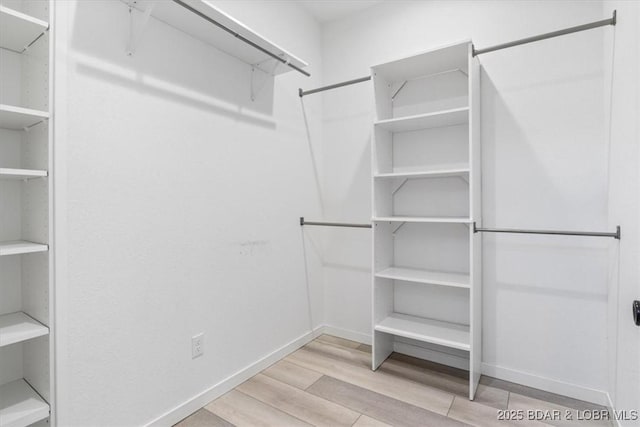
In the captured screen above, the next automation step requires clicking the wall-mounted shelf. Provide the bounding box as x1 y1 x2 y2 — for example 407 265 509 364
0 168 47 180
375 313 470 351
0 105 49 130
375 267 470 289
0 241 48 256
125 0 309 76
0 6 48 53
373 216 472 223
0 379 50 427
0 312 49 347
374 164 469 180
374 107 468 132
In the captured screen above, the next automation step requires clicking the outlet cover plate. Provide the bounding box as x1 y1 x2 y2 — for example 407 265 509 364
192 333 204 359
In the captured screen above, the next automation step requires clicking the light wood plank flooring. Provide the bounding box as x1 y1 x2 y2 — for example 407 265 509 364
175 335 612 427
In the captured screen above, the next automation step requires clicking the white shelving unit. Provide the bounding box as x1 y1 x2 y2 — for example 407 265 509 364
371 40 482 399
0 1 53 426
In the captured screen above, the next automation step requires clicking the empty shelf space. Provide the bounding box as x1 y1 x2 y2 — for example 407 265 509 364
373 216 471 223
0 6 48 52
0 104 49 130
0 312 48 347
0 168 47 180
0 241 48 256
0 379 49 427
374 107 468 132
375 313 470 351
376 267 470 288
374 165 469 180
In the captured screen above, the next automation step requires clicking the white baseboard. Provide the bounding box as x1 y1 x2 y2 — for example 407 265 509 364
145 326 323 426
321 325 371 345
481 363 609 406
146 324 611 426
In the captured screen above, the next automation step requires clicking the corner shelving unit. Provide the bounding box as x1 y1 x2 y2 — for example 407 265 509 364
371 40 482 399
0 1 53 426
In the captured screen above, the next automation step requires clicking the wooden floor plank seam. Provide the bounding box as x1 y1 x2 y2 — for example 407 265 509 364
232 388 317 426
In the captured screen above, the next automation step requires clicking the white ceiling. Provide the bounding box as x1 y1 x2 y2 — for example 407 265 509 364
300 0 383 23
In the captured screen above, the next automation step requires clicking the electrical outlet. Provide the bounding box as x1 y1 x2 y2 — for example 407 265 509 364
192 333 204 359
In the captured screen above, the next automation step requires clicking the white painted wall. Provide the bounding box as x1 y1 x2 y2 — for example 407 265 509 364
318 0 616 402
53 1 324 425
603 1 640 422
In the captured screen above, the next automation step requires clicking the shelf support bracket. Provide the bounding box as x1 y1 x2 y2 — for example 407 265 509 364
23 119 47 133
390 81 408 101
457 175 469 185
392 178 409 195
250 58 282 101
392 222 407 235
127 1 157 56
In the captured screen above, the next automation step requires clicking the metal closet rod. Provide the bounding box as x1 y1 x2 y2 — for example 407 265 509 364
474 223 621 240
172 0 310 77
299 217 620 239
298 10 616 97
300 217 372 229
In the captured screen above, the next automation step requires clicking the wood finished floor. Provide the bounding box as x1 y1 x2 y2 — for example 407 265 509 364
175 335 612 427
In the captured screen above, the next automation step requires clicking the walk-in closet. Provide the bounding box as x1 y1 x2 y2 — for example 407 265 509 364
0 1 638 426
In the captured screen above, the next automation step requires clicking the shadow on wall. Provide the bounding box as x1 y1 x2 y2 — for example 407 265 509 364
480 59 611 380
69 0 277 129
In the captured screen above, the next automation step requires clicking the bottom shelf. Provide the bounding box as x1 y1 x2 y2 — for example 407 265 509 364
0 379 49 427
375 313 470 351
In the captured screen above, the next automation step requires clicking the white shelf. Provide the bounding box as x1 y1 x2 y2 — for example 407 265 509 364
375 313 470 351
0 241 48 257
373 216 471 224
0 379 49 427
376 267 470 289
0 6 48 53
0 168 47 180
374 164 469 180
372 41 470 82
126 0 308 76
0 105 49 131
0 312 48 347
374 107 468 133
